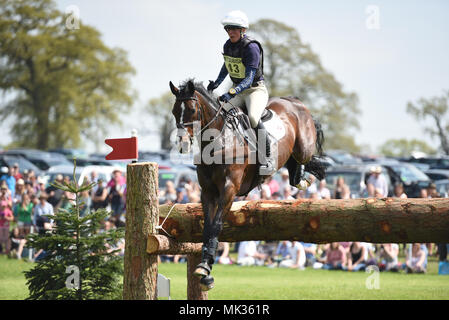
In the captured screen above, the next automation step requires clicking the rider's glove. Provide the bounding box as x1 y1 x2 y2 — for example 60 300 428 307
207 80 219 91
219 92 234 103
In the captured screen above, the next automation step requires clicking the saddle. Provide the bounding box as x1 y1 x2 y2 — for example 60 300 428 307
224 106 273 148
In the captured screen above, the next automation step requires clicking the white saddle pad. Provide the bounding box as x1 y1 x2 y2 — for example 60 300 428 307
264 110 286 142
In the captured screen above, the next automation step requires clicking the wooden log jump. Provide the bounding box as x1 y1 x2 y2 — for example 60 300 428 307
124 162 449 300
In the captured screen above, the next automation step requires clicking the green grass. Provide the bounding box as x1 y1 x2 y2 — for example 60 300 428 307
1 254 448 300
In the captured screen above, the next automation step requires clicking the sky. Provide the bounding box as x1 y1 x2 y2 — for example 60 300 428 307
3 0 449 155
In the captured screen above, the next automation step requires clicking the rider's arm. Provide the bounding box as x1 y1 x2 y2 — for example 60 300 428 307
214 63 228 87
233 67 257 94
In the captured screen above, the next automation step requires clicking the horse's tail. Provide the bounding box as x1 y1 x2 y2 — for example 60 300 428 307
304 117 326 181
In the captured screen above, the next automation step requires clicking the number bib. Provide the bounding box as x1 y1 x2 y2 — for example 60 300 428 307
223 55 246 79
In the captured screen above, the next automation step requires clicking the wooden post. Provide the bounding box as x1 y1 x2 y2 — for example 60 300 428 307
123 162 159 300
187 254 208 300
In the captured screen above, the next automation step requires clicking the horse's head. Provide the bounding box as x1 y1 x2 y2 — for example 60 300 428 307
169 80 201 154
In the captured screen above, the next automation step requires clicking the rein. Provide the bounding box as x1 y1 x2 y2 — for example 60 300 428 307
176 94 227 138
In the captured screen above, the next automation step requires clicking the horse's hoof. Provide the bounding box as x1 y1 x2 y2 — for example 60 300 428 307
194 267 209 278
199 275 214 291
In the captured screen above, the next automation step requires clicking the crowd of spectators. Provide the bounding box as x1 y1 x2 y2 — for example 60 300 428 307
1 161 447 275
0 163 126 259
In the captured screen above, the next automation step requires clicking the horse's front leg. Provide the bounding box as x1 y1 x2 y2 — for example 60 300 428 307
195 178 236 291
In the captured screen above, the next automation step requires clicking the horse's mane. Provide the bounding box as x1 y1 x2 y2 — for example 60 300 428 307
179 79 220 110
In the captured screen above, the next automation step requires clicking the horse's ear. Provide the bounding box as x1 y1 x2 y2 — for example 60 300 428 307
187 80 195 95
169 81 179 96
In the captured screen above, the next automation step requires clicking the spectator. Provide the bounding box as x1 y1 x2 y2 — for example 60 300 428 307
274 240 293 265
0 190 14 254
393 183 407 199
301 242 318 267
184 183 200 203
305 175 317 198
107 170 126 219
175 188 188 204
367 166 388 197
427 182 441 198
271 192 281 200
279 241 306 269
237 241 267 266
160 181 177 204
278 168 291 196
323 242 347 270
92 178 108 210
317 179 331 199
12 163 23 181
79 190 91 217
419 188 428 199
0 167 16 198
13 179 26 205
13 193 33 233
346 242 366 271
260 183 271 200
9 227 26 259
216 242 233 265
33 193 54 234
334 176 350 199
282 185 295 200
266 176 279 195
46 174 65 210
405 243 427 273
377 243 399 272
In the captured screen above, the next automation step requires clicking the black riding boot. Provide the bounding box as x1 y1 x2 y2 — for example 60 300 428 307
256 121 275 175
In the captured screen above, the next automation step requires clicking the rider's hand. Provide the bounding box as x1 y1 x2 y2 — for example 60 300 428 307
219 93 233 103
207 80 219 91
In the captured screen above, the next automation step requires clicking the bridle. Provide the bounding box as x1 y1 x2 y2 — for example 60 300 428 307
175 93 226 140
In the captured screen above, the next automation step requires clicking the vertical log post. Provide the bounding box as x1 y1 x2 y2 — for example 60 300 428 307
123 162 159 300
187 254 208 300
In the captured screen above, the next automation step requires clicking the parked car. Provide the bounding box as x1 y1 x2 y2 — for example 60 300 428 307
0 154 43 176
158 165 198 190
44 165 124 187
48 148 89 160
379 162 431 198
324 150 363 165
4 148 72 171
404 156 449 170
325 164 392 198
434 179 449 198
424 169 449 182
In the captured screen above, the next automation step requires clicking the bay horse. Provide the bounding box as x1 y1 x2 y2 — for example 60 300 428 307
169 79 325 291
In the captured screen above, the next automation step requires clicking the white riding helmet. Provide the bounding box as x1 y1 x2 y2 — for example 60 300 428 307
221 10 249 29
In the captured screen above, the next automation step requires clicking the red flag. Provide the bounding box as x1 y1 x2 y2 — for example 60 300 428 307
105 137 138 160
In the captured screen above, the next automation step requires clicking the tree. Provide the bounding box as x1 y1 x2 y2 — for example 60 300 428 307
249 19 361 152
145 91 175 151
24 163 124 300
0 0 135 150
406 91 449 155
378 138 436 157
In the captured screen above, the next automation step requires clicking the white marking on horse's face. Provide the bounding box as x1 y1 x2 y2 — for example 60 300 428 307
180 102 185 125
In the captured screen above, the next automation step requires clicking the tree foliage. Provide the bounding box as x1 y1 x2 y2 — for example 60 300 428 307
407 91 449 155
0 0 135 149
145 91 175 151
24 163 124 300
378 138 436 157
249 19 361 152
